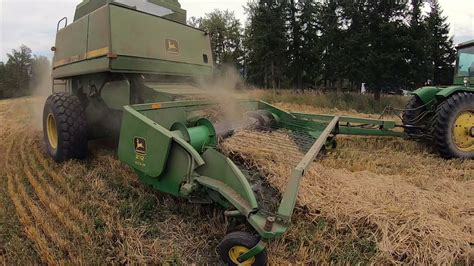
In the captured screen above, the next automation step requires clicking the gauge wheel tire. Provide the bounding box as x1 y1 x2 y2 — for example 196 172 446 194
432 92 473 159
402 95 427 136
218 231 267 266
43 92 88 162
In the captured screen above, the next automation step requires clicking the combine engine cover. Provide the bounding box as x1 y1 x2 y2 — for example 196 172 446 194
74 0 186 23
52 0 213 80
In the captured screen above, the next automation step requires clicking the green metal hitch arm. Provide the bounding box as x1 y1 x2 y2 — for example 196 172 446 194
277 116 340 221
291 112 405 137
236 117 340 262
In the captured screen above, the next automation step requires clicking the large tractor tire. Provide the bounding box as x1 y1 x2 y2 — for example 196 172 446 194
402 95 427 136
43 92 88 162
432 92 473 159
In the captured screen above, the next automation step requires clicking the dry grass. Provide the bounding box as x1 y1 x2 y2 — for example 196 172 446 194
0 97 228 264
0 96 472 264
6 174 58 265
221 103 474 264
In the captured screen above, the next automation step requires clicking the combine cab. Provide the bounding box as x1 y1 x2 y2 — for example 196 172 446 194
403 40 474 159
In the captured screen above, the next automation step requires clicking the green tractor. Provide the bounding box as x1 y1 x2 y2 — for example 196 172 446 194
403 40 474 159
42 0 472 264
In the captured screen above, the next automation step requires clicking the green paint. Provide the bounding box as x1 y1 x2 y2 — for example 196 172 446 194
412 86 441 104
53 3 213 79
411 40 474 106
237 240 267 262
51 1 466 257
75 0 187 24
116 100 406 242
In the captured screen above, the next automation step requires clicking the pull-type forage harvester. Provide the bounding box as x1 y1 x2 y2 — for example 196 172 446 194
43 0 473 264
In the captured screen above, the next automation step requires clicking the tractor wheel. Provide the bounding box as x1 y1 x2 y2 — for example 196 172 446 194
432 92 473 159
402 95 426 135
218 231 267 266
43 92 88 162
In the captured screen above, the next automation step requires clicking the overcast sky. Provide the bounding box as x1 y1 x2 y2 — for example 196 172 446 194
0 0 472 62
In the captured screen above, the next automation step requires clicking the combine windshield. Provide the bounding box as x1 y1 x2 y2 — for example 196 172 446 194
114 0 174 17
456 46 474 77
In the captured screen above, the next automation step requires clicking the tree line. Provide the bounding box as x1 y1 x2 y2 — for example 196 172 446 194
0 0 456 101
0 45 51 99
190 0 456 99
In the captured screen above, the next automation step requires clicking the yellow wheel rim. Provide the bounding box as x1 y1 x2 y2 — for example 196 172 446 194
47 113 58 150
228 246 255 265
452 110 473 152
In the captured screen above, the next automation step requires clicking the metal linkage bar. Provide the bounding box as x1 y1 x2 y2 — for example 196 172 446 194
290 112 404 137
277 116 340 221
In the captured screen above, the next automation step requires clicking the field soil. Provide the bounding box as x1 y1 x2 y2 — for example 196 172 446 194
0 96 473 264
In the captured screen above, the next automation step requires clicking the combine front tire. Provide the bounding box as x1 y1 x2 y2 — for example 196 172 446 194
432 92 473 159
218 231 267 266
43 92 88 162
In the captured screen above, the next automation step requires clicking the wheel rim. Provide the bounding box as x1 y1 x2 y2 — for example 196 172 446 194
228 246 255 265
452 110 473 152
46 113 58 150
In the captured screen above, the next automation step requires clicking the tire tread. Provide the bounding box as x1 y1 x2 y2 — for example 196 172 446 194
43 92 87 162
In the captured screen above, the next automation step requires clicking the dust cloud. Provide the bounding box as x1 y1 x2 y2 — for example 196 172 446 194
29 62 52 130
197 65 250 134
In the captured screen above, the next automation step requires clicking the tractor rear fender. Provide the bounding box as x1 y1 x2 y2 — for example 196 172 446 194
412 86 474 104
411 86 442 104
434 86 474 99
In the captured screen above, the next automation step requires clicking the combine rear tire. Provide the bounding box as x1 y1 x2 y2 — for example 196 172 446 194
432 92 473 159
43 92 88 162
402 95 427 135
218 231 267 266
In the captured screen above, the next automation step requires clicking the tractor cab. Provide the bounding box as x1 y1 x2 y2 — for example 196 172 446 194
454 40 474 86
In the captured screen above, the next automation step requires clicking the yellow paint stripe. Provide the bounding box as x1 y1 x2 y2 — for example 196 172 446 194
151 103 162 109
53 47 110 68
86 47 110 59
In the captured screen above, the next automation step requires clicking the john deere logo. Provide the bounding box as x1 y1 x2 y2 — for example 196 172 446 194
165 39 179 54
134 137 147 155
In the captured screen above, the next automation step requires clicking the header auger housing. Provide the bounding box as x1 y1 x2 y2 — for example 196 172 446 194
43 1 472 264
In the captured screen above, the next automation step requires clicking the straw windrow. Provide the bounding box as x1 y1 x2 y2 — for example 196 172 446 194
0 96 472 264
221 104 474 265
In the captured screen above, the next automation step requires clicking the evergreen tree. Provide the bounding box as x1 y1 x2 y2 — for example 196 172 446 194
244 0 288 89
425 0 456 85
346 0 408 100
340 0 369 90
287 0 304 90
406 0 431 88
319 0 345 89
299 0 323 88
192 0 456 93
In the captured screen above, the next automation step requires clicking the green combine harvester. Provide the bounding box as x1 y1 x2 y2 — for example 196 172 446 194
43 0 473 264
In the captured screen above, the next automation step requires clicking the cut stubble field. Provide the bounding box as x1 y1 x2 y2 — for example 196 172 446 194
0 96 472 265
